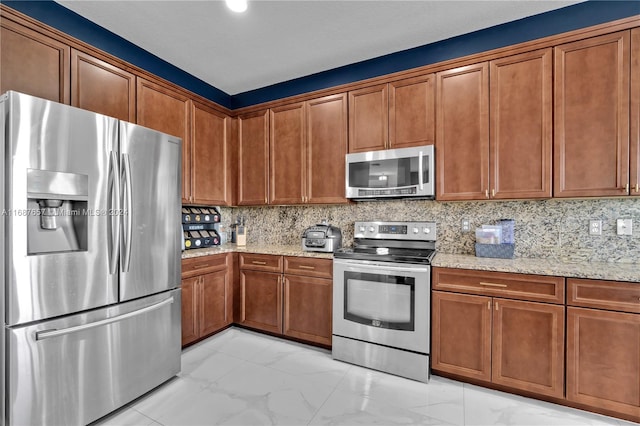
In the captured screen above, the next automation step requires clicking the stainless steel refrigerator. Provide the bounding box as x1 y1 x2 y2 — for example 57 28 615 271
1 91 182 426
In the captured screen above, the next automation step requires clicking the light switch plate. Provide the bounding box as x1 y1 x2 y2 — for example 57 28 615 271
617 218 633 235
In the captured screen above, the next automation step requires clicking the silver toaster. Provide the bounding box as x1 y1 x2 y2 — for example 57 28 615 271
301 221 342 253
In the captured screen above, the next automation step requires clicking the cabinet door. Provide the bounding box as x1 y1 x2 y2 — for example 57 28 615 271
191 101 230 205
136 78 191 202
238 110 269 205
181 276 199 346
432 291 492 381
490 49 552 199
554 31 630 197
199 269 228 337
348 84 388 152
436 63 489 200
631 28 640 196
389 74 435 149
283 275 332 346
71 49 136 121
306 93 348 204
567 307 640 420
0 18 70 103
239 270 282 334
270 103 305 204
492 298 564 398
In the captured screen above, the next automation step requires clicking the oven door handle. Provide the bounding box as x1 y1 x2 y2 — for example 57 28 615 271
335 260 430 274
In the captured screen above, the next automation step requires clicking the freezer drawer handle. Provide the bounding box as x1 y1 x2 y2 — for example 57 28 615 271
35 297 175 341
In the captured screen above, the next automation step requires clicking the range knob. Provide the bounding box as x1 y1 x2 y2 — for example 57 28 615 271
358 226 365 233
423 227 431 234
368 226 376 233
412 227 419 234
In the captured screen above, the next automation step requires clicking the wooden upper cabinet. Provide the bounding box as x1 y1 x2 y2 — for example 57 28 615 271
306 93 348 204
136 78 191 202
71 50 136 122
270 102 305 204
0 17 70 103
631 28 640 196
191 101 230 205
348 84 388 152
238 110 269 205
554 31 631 197
436 63 489 200
490 49 552 199
389 74 435 149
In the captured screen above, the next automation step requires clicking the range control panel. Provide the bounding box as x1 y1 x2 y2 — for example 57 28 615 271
354 221 436 241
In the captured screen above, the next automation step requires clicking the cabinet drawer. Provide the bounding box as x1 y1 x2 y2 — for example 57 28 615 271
284 256 332 279
568 278 640 314
432 267 564 304
239 253 283 272
182 254 228 278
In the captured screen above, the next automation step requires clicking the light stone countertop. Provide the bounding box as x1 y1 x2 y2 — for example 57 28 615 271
432 253 640 283
182 246 639 283
181 243 334 260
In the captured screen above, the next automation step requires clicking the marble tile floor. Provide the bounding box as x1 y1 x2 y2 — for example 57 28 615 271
93 328 636 426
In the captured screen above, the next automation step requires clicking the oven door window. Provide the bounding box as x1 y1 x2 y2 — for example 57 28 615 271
343 271 414 331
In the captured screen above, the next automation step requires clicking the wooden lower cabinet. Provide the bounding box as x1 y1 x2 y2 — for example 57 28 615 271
432 291 492 381
432 267 565 399
239 270 283 334
283 274 332 346
181 254 231 347
239 254 332 346
566 277 640 422
567 307 640 420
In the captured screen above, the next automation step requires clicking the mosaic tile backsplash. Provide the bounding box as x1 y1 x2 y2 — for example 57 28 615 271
220 198 640 264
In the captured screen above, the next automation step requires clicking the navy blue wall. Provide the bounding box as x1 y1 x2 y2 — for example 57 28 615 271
4 1 639 110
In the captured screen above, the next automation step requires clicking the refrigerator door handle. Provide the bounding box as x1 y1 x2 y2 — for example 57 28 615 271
108 150 121 275
35 297 175 341
122 153 133 273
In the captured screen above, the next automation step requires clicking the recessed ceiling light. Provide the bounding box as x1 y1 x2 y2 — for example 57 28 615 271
226 0 248 13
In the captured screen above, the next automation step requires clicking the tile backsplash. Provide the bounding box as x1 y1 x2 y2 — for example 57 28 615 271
221 198 640 263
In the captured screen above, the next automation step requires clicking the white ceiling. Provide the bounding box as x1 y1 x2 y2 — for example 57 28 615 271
56 0 582 95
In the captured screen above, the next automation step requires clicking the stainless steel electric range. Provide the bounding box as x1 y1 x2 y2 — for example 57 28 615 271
332 221 436 382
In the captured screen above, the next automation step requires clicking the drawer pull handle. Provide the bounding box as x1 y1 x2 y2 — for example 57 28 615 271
193 264 211 269
298 265 315 270
251 261 267 265
479 282 508 288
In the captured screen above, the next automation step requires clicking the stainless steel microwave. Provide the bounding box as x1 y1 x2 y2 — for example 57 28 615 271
345 145 435 200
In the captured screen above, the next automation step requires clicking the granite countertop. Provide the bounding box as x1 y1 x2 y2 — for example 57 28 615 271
183 246 639 283
432 253 640 283
181 244 333 260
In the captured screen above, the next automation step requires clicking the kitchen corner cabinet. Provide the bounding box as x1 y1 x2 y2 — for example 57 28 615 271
554 31 631 197
136 78 191 202
238 110 270 205
181 254 232 347
70 49 136 122
239 254 333 346
269 94 348 205
432 267 565 399
189 101 232 205
0 16 70 104
566 278 640 421
437 49 552 201
348 75 435 153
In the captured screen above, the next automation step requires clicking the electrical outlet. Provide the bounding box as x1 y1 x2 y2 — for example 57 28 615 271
617 218 633 236
461 219 470 233
589 220 602 236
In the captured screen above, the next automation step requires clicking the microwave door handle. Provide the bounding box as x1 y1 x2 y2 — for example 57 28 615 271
418 151 424 190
